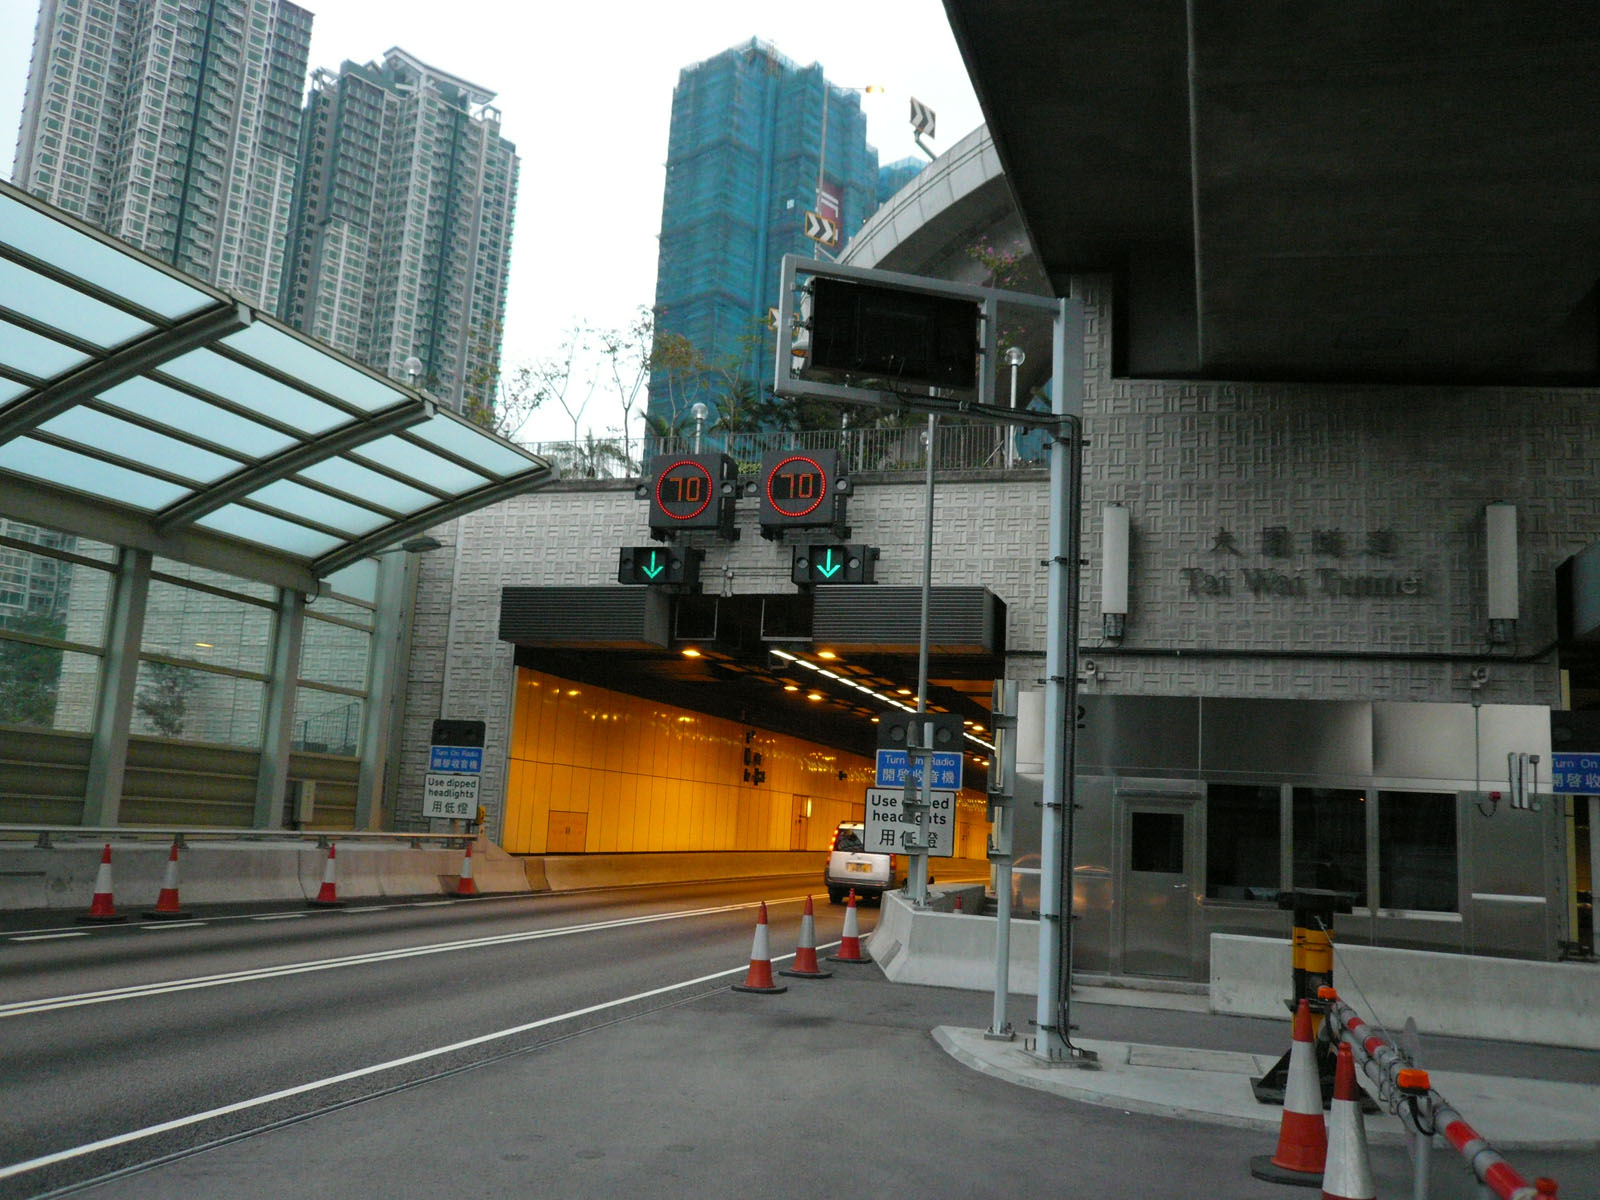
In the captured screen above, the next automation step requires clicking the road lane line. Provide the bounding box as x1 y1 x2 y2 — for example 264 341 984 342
0 941 839 1185
250 913 309 921
0 895 815 1019
138 922 208 931
9 932 89 942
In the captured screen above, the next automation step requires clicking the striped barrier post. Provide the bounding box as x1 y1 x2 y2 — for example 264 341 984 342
1322 991 1558 1200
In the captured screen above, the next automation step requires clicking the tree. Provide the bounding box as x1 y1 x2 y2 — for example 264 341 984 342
136 661 201 738
594 307 652 469
0 614 65 729
460 322 548 439
530 325 600 446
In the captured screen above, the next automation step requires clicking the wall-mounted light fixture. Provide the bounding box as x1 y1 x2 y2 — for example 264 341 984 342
1102 503 1129 639
1485 502 1518 645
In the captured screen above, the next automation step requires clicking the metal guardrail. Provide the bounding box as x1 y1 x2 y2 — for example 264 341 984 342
518 424 1051 481
0 824 472 850
1324 992 1558 1200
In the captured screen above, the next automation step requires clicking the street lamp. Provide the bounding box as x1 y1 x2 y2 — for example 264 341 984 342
1004 346 1026 467
691 402 708 453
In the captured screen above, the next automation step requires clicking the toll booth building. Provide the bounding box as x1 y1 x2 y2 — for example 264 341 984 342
392 122 1600 982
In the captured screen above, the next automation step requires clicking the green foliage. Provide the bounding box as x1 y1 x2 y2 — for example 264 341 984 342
0 614 66 729
136 661 201 738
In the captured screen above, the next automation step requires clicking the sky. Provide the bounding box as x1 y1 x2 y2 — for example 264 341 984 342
0 1 985 443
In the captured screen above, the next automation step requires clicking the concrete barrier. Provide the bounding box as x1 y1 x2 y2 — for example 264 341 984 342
868 889 1042 993
0 838 536 910
1210 933 1600 1049
533 850 828 893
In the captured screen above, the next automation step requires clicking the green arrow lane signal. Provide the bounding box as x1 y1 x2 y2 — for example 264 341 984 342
817 547 841 578
642 551 665 579
618 546 703 587
792 543 878 585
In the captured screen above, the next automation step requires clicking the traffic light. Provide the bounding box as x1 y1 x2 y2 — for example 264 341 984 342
617 545 702 587
877 710 966 753
791 543 877 585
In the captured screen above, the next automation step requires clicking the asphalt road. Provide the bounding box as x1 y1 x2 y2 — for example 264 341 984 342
4 878 1593 1200
0 876 852 1198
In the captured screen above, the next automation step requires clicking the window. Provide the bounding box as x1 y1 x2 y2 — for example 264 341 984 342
1206 784 1280 900
1293 787 1367 905
1130 811 1184 873
1378 791 1458 912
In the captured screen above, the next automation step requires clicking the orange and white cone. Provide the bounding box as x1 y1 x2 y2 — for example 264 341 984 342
308 844 343 907
143 839 192 919
1250 998 1327 1184
731 901 787 994
454 842 478 897
780 895 832 979
78 842 128 924
1321 1042 1376 1200
827 888 871 963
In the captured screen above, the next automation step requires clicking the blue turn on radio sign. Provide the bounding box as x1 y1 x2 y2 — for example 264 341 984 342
1551 752 1600 795
875 749 963 790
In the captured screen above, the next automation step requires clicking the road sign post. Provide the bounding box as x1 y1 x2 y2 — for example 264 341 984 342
864 786 955 857
426 719 484 824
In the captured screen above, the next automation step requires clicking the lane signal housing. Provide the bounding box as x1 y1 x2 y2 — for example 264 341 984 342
792 543 878 586
617 545 703 587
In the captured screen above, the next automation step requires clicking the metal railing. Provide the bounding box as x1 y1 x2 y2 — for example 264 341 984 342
1324 992 1559 1200
518 424 1051 482
0 824 472 850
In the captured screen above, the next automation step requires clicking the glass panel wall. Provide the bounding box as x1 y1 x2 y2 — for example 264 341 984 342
136 560 274 746
294 592 373 757
1378 791 1458 912
0 521 112 733
1206 784 1281 900
1292 787 1368 905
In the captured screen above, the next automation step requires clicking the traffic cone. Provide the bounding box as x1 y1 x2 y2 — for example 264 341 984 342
308 843 343 907
731 901 787 994
1321 1042 1376 1200
454 841 478 897
780 895 832 979
1250 998 1327 1185
77 842 128 924
827 888 871 963
143 839 192 919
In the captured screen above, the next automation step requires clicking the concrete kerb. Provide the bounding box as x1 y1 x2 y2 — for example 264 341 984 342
933 1026 1600 1152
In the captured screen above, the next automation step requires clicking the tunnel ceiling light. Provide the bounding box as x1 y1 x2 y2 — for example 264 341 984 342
681 647 702 658
807 692 824 701
784 684 799 692
817 649 837 659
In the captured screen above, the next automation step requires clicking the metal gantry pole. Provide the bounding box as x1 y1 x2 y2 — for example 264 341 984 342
986 679 1019 1041
907 411 938 906
1032 298 1094 1065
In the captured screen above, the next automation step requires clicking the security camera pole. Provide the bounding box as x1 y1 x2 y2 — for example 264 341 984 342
902 412 939 905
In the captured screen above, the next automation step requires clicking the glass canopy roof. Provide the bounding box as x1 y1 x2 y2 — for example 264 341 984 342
0 181 551 592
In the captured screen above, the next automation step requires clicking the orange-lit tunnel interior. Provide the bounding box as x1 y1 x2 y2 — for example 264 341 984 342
502 667 990 856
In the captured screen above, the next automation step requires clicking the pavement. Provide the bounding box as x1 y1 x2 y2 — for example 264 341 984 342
935 983 1600 1153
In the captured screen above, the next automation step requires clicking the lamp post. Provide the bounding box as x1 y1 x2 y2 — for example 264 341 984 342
691 402 708 453
1004 346 1026 468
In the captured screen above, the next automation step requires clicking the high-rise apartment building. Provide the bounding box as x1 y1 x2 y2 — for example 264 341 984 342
281 49 519 416
12 0 313 311
649 39 878 430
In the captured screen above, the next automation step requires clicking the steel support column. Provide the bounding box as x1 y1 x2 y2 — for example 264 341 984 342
254 587 306 829
357 550 419 830
1031 296 1093 1064
82 547 152 826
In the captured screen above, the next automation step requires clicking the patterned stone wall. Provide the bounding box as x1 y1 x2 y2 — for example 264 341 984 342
397 280 1600 833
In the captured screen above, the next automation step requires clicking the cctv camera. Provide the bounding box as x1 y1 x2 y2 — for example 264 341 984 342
1469 665 1489 686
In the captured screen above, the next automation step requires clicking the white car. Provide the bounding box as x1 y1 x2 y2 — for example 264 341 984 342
824 821 904 905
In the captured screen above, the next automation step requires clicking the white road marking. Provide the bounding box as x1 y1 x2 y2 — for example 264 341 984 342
138 922 208 931
0 895 813 1019
9 932 89 942
250 913 309 922
0 936 839 1184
